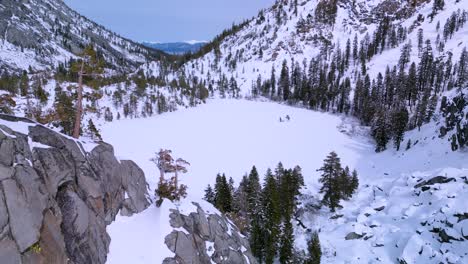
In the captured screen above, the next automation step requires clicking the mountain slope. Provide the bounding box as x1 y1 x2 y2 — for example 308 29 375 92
0 0 165 73
166 0 468 152
179 0 466 93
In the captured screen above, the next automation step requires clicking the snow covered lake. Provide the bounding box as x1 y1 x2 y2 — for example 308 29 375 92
101 99 371 199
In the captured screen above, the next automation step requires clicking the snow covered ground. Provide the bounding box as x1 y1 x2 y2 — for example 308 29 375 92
102 99 467 263
101 99 368 198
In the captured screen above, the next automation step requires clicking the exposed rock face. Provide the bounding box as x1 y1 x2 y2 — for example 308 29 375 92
0 115 150 264
163 202 257 264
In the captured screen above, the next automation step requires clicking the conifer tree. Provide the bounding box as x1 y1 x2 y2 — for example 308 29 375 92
350 170 359 194
20 71 29 97
391 108 409 151
204 184 215 204
271 66 277 99
214 174 233 213
263 169 281 264
70 45 104 139
233 175 249 220
280 60 290 101
372 111 390 152
279 218 294 264
250 214 265 263
305 231 322 264
318 152 342 212
247 166 262 217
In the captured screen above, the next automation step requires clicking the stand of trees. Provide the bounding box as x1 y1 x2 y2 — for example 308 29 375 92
205 164 304 263
204 155 358 263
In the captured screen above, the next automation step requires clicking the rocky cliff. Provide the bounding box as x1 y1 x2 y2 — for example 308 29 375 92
163 202 257 264
0 114 150 264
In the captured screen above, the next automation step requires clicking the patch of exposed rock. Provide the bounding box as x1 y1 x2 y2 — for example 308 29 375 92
163 202 257 264
0 115 150 264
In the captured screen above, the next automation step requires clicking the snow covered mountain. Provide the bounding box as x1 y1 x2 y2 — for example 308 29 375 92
142 41 206 55
0 0 467 263
179 0 467 93
0 0 164 73
168 0 468 153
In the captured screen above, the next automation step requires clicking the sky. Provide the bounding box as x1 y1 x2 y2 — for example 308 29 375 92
64 0 275 43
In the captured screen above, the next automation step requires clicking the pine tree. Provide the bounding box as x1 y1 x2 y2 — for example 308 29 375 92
263 169 281 264
457 47 467 88
318 152 343 212
280 60 290 101
372 111 390 152
417 29 424 56
391 108 409 151
406 62 418 107
350 170 359 195
70 45 104 139
340 166 353 199
271 66 277 99
279 217 294 264
233 175 249 221
214 174 233 213
86 119 102 141
250 213 265 263
247 166 262 216
305 231 322 264
204 184 215 204
54 90 76 135
20 71 29 97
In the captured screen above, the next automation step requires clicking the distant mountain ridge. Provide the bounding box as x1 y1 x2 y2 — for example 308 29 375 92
142 41 206 55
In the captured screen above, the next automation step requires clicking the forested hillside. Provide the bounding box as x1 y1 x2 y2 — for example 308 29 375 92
174 0 468 152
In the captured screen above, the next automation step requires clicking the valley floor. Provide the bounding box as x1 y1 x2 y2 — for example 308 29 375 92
101 99 467 264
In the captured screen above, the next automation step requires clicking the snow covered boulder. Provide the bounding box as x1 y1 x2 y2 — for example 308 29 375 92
0 115 150 264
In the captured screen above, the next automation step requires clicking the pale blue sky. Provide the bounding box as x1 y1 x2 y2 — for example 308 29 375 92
64 0 274 43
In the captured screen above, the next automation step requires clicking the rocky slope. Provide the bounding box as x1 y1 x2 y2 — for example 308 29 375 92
0 114 150 263
0 0 164 73
163 202 256 264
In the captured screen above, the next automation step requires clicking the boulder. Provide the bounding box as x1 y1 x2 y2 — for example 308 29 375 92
164 202 256 264
88 143 125 223
414 176 455 189
2 165 47 252
120 160 150 216
345 232 366 240
0 137 14 166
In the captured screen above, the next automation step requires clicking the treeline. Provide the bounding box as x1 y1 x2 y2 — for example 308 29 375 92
204 152 358 263
248 17 468 152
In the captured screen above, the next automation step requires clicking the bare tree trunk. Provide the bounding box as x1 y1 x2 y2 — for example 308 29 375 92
73 60 85 139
